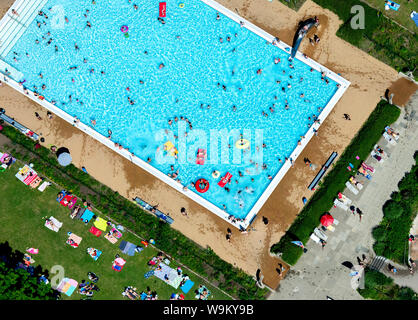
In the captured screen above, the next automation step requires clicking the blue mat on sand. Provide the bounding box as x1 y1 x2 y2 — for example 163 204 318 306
80 209 94 223
180 279 194 294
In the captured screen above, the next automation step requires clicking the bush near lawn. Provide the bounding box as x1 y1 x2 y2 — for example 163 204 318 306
270 100 401 265
358 268 417 300
0 126 268 300
371 151 418 264
311 0 418 79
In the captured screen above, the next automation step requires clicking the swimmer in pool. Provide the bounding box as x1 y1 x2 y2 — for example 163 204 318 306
159 63 165 69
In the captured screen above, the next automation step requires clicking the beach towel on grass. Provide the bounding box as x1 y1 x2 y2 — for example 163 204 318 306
80 209 94 223
87 247 102 261
153 263 182 289
57 278 78 297
119 240 136 256
105 233 118 244
89 226 102 237
94 217 108 231
180 279 194 294
66 233 82 248
44 216 63 232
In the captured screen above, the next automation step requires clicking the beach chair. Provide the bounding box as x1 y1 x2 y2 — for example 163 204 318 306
383 132 396 145
345 181 359 195
310 233 321 244
334 198 348 211
314 227 328 241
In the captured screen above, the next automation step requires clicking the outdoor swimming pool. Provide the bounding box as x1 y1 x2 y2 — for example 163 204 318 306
0 0 349 227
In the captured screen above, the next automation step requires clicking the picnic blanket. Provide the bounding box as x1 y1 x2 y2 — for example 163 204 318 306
66 233 82 248
119 240 136 256
105 233 118 244
80 209 94 223
89 226 102 237
44 216 63 232
180 279 195 294
94 217 108 231
57 278 78 297
15 165 38 186
87 247 102 261
153 263 182 289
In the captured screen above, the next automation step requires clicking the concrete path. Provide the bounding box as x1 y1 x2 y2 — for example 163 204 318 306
269 94 418 300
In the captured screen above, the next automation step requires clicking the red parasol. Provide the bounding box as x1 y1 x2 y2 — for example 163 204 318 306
320 213 334 227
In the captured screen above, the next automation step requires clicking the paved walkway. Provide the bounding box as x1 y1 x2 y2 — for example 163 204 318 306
269 95 418 300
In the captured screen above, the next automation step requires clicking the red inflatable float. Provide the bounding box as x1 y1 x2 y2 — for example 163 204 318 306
195 178 209 193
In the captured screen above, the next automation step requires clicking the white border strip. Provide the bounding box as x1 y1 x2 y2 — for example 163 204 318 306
0 0 350 230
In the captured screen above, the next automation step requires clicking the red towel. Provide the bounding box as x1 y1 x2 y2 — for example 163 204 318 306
89 226 102 237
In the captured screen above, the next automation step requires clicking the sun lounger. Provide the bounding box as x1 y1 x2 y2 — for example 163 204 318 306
383 132 397 145
45 216 63 232
314 227 328 241
310 233 321 244
371 150 384 163
334 198 348 211
345 181 359 195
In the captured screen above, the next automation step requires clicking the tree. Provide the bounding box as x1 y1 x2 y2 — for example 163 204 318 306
0 262 57 300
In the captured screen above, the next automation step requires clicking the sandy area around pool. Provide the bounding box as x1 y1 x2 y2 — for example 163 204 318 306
0 0 416 290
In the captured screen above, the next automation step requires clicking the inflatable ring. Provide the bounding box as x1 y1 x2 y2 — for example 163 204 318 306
195 178 209 193
235 138 250 149
121 25 129 33
179 3 184 8
212 170 220 179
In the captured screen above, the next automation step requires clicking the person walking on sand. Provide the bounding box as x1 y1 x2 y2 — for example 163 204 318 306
356 208 363 221
180 207 188 217
343 113 351 120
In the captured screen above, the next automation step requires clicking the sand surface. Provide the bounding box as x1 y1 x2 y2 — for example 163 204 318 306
0 0 414 289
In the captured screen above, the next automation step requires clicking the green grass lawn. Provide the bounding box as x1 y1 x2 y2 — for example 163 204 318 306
0 162 231 300
364 0 417 33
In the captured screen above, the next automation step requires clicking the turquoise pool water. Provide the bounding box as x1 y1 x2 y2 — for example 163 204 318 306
4 0 338 219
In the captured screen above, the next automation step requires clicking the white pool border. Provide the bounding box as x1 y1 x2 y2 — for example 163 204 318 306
0 0 350 230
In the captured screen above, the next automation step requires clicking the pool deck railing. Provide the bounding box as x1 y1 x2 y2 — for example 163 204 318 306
0 0 350 230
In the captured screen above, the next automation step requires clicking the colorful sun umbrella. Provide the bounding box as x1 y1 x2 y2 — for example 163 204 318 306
320 213 334 227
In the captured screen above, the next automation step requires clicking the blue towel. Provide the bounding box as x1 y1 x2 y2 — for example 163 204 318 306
56 190 66 202
80 209 94 223
180 279 194 294
144 270 154 279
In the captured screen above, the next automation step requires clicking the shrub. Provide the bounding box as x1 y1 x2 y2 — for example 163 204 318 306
372 226 387 242
382 200 403 220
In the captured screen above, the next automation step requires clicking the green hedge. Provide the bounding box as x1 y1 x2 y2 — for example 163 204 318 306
278 0 307 10
372 151 418 263
0 126 268 300
358 268 417 300
311 0 418 79
270 101 401 265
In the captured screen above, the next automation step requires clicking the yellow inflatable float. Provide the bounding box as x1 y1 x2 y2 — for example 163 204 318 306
235 138 250 149
164 141 178 157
